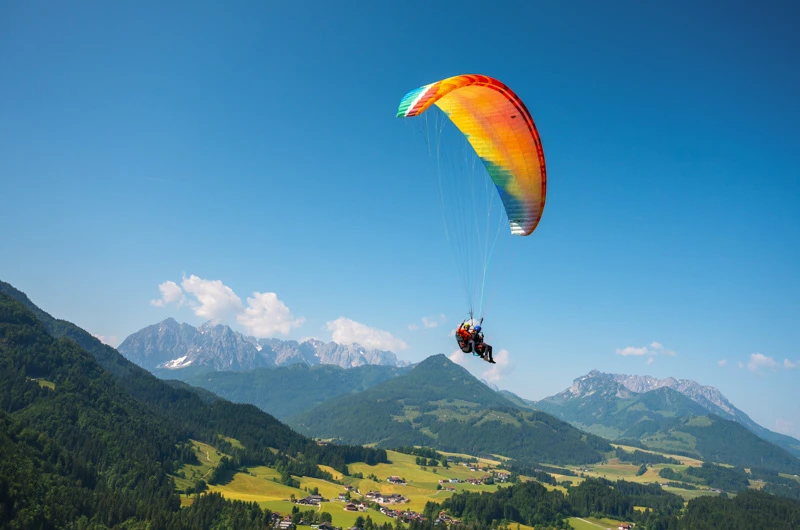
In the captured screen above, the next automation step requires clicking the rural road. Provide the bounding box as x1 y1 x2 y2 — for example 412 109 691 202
576 518 612 529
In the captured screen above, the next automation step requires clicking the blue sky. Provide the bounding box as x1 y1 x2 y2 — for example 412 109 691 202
2 1 799 437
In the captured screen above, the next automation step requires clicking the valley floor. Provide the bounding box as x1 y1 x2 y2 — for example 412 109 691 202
172 441 733 528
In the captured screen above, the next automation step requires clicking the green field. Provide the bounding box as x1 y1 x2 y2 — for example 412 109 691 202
561 455 720 501
175 446 505 526
172 439 783 527
568 516 633 529
28 377 55 389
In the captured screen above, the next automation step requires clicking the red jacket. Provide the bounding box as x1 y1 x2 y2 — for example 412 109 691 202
456 326 472 342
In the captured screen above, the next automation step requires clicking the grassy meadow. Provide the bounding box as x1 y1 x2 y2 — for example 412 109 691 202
172 439 735 526
174 445 507 526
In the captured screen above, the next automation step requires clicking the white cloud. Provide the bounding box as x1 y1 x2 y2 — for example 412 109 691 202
150 280 185 307
180 275 244 321
785 359 797 370
449 349 470 367
650 342 676 356
482 349 512 383
423 314 446 328
410 314 447 331
326 317 407 351
717 359 728 367
747 353 778 374
616 346 649 356
151 275 305 338
616 341 677 360
237 291 305 337
646 356 655 366
93 334 119 347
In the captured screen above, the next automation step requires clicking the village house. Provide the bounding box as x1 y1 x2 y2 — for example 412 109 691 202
344 503 358 512
298 494 324 505
398 510 425 522
618 524 633 530
387 476 406 485
318 522 334 530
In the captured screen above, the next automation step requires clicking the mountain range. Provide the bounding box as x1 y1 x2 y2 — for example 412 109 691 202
117 318 408 372
287 353 612 465
533 369 800 460
121 315 800 467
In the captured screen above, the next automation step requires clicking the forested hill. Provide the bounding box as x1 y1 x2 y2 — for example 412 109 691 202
419 477 800 529
288 354 611 465
0 281 385 471
0 291 186 526
179 363 412 420
0 283 387 528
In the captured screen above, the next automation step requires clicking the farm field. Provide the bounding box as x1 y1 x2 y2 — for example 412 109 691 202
568 516 633 529
173 438 776 528
174 445 507 526
565 459 718 500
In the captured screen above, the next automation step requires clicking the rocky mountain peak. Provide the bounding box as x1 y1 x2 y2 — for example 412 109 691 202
118 319 408 372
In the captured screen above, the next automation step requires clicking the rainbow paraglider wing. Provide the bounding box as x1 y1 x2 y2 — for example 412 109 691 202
397 74 546 236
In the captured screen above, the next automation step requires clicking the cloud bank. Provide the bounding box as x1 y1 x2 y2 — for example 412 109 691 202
482 349 512 383
326 317 407 351
747 353 778 374
151 275 303 338
409 314 447 331
616 341 677 363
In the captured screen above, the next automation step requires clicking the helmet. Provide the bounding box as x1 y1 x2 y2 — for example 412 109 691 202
474 326 481 332
463 323 471 330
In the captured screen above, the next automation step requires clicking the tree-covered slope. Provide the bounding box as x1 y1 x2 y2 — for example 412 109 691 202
534 372 800 473
288 354 611 465
536 384 709 440
0 281 385 472
643 415 800 474
0 294 188 527
182 362 411 419
536 369 800 458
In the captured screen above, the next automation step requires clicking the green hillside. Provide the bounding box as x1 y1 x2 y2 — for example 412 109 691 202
536 386 709 440
0 281 387 473
288 354 611 465
535 381 800 474
642 415 800 474
0 283 388 528
181 363 411 419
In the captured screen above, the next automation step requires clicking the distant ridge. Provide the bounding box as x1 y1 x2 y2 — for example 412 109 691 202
533 369 800 465
117 318 408 372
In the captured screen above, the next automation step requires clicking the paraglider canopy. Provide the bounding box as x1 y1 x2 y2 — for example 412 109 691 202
397 74 546 236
